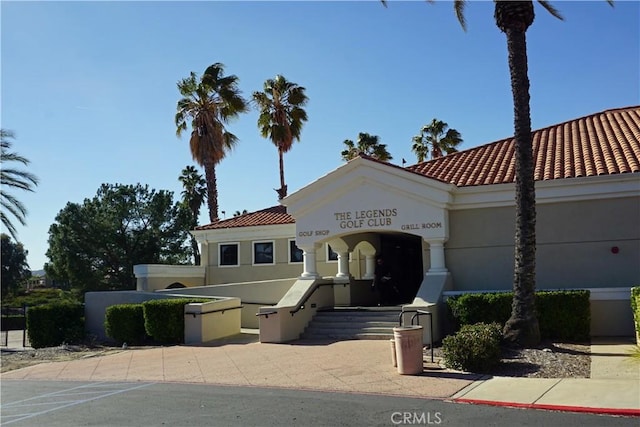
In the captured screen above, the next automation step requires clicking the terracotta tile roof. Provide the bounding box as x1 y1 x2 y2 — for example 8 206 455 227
197 107 639 230
407 106 640 187
195 205 294 230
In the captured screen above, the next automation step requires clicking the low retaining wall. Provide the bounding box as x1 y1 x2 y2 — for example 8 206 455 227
258 278 335 343
184 298 242 344
156 278 295 329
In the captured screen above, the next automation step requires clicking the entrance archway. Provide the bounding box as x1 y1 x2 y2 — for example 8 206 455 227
328 231 424 305
377 233 423 304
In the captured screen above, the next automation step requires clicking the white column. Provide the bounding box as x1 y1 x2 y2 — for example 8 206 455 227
427 240 447 273
363 254 375 279
300 245 320 279
336 251 350 279
199 241 209 267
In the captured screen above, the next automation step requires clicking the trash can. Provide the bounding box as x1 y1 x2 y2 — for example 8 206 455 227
390 338 397 367
393 325 423 375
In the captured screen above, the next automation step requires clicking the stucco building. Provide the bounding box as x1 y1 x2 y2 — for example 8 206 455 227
130 105 639 343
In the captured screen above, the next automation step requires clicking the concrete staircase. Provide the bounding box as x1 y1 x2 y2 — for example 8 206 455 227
301 307 401 340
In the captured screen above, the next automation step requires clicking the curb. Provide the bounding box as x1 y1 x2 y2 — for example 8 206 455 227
453 398 640 417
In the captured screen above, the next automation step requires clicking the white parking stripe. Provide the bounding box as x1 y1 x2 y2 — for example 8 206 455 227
1 382 154 425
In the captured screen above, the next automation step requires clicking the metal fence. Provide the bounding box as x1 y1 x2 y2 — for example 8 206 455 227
1 306 30 347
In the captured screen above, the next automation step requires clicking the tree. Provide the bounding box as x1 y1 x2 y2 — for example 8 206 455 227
45 183 191 293
341 132 393 162
1 130 39 241
383 0 612 346
411 119 463 162
1 233 31 299
179 166 207 265
175 63 249 223
253 75 309 200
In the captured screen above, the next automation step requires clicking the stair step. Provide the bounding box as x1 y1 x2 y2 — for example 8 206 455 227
302 308 403 341
301 332 393 340
308 321 397 328
312 316 399 323
305 326 394 334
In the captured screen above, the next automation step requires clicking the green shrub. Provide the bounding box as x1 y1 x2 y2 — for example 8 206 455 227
631 287 640 336
442 322 503 373
446 290 591 341
27 302 84 348
536 291 590 341
143 298 203 344
447 293 512 328
104 304 146 345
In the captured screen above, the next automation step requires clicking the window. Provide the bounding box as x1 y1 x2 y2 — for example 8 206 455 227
289 239 303 263
253 241 275 265
219 243 239 267
326 244 338 262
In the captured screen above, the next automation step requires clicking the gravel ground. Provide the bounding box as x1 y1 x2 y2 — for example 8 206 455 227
2 340 591 378
427 340 591 378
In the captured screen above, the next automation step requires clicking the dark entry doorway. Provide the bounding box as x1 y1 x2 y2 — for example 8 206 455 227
379 233 423 304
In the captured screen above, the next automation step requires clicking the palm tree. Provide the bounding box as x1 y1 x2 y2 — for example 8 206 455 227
175 63 248 223
384 0 612 346
252 75 309 200
412 119 463 162
179 166 207 265
341 132 393 162
1 130 39 241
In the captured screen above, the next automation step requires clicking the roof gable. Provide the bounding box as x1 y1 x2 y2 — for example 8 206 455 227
195 205 294 231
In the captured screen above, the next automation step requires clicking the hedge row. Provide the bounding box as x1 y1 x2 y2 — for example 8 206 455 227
104 298 207 345
27 302 85 348
446 290 590 341
631 287 640 338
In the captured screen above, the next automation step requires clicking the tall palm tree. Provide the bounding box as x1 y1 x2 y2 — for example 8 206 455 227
175 63 248 222
412 119 463 162
384 0 612 346
1 130 39 241
341 132 393 162
252 75 309 200
452 0 567 347
179 165 207 265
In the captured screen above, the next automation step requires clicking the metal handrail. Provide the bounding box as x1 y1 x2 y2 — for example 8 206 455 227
398 309 434 363
186 305 243 318
256 310 278 318
289 282 335 316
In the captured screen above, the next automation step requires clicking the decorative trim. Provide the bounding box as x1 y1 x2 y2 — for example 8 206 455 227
452 174 639 210
442 287 633 301
133 264 205 278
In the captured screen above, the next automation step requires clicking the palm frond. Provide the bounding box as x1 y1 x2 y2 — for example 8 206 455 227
537 1 564 21
454 0 468 31
0 211 19 241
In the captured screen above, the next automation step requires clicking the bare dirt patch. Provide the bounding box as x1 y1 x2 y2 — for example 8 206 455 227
1 345 123 373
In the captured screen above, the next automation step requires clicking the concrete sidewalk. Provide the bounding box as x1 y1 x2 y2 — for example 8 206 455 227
451 337 640 416
2 332 639 416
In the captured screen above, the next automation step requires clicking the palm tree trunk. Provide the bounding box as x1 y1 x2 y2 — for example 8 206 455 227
203 158 219 223
277 146 287 199
502 27 540 347
190 236 201 265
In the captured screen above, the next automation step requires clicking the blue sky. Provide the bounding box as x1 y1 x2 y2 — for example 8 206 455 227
2 1 638 271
